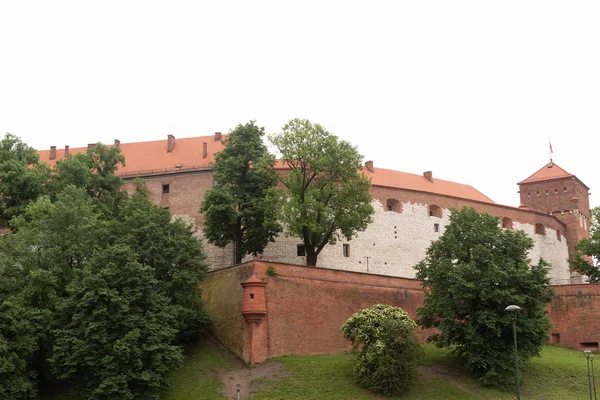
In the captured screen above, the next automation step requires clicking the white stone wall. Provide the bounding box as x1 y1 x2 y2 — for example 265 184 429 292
513 221 571 284
256 200 571 282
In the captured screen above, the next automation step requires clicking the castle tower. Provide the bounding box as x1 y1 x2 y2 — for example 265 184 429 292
518 161 591 274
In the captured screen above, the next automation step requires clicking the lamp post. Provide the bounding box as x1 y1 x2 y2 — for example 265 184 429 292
505 305 522 400
584 350 597 400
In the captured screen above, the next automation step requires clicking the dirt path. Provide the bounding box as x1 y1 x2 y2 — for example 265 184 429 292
219 361 287 400
204 337 287 400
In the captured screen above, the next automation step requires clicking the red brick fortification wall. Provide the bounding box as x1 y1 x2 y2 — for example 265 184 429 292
201 264 256 358
548 285 600 351
202 260 430 363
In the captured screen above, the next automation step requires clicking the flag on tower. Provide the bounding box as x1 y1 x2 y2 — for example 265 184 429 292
549 139 553 154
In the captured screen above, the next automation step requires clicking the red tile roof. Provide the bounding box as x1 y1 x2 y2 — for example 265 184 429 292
518 162 575 185
363 167 495 204
38 134 226 177
38 135 494 203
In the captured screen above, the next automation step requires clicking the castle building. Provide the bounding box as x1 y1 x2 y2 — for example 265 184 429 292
38 134 591 284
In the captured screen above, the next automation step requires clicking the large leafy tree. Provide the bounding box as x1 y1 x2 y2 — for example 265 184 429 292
570 206 600 283
415 207 553 387
0 133 50 229
270 118 373 267
50 245 182 400
0 135 210 399
200 121 281 264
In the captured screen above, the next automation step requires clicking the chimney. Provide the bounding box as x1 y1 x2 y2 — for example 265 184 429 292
214 132 222 142
167 134 175 153
114 139 120 147
202 142 207 159
365 160 374 172
50 146 56 160
64 145 69 156
424 171 433 182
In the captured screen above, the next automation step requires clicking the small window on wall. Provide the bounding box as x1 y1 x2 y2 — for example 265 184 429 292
434 223 440 233
297 244 306 257
554 189 558 194
536 191 540 196
535 223 546 235
545 190 549 195
501 217 513 230
429 205 442 218
387 199 400 212
563 187 567 192
343 244 350 257
527 192 531 197
162 184 170 194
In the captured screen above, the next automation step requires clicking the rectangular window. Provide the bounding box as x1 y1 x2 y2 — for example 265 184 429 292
434 223 439 233
343 244 350 257
297 244 306 257
162 184 170 194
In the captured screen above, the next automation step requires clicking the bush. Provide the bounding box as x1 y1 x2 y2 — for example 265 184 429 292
341 304 421 395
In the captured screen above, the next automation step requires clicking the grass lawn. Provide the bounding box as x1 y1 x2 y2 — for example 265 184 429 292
40 340 593 399
250 345 591 400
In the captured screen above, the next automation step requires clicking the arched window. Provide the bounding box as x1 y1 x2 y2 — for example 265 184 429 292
429 204 442 218
386 198 401 212
535 223 546 235
501 217 513 230
556 230 562 242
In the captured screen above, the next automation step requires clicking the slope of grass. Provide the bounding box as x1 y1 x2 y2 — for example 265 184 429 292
163 338 232 400
251 344 592 400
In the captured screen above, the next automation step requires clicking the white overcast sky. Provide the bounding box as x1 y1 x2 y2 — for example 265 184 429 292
1 1 599 208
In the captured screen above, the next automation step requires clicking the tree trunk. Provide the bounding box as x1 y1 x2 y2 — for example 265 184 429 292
306 246 318 267
235 217 243 264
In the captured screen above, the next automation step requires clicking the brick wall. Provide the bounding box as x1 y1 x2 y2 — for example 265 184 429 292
202 261 600 364
202 261 432 362
548 284 600 351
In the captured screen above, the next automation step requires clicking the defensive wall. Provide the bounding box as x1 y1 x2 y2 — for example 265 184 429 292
120 170 573 284
201 261 600 365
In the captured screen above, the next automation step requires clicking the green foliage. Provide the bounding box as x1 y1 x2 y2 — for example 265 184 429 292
0 135 210 398
0 133 50 229
270 119 373 267
570 206 600 282
200 121 281 264
51 143 127 216
266 266 277 276
415 207 554 387
50 245 183 400
341 304 421 395
0 298 39 400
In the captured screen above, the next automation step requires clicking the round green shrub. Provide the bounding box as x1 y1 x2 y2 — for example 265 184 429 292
341 304 421 395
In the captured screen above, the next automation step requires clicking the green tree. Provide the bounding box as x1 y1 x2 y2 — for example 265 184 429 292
51 143 126 216
0 299 39 400
415 207 553 387
120 181 210 340
200 121 281 264
341 304 421 395
50 245 182 400
0 133 50 229
571 207 600 283
270 119 373 267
